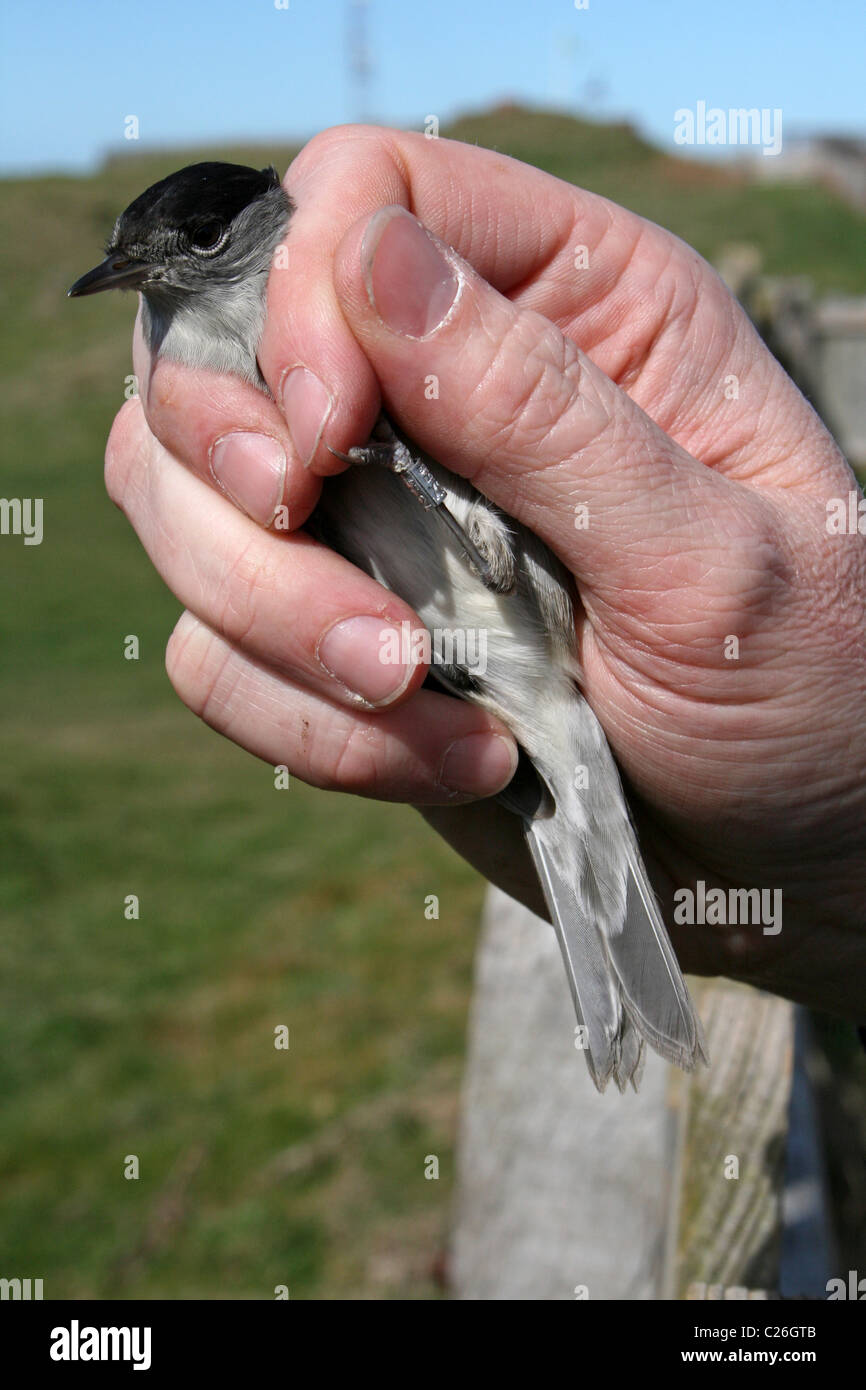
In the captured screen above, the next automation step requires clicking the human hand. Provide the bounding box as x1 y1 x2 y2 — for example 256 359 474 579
104 125 866 1017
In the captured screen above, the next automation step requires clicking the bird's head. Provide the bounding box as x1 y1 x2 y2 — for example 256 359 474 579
68 161 292 305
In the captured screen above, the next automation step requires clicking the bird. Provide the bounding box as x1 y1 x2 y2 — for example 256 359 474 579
69 160 707 1091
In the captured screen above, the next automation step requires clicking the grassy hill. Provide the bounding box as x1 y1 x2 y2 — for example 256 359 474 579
1 108 864 1299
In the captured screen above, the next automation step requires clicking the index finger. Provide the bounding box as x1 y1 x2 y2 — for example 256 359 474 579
266 124 843 494
262 123 608 473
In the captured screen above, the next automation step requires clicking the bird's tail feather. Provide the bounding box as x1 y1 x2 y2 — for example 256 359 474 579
526 826 622 1090
614 843 708 1071
526 804 706 1092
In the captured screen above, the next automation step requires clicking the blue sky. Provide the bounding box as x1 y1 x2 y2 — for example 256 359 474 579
1 0 863 174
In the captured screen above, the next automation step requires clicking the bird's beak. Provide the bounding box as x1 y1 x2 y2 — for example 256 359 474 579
67 253 153 297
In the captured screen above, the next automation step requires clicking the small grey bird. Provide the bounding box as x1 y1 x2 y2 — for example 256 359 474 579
70 161 707 1090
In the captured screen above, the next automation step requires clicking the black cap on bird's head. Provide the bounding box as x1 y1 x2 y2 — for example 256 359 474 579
68 161 291 300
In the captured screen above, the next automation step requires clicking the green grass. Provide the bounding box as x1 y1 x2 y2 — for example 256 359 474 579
1 107 864 1299
0 697 480 1297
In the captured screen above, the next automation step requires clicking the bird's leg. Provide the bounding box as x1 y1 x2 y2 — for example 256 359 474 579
328 416 512 593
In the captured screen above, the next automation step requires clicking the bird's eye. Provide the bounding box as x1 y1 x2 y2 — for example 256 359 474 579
190 221 226 252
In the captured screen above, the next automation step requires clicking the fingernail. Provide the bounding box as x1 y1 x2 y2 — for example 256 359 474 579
282 366 333 467
317 616 421 707
438 734 518 797
362 206 459 338
209 432 286 525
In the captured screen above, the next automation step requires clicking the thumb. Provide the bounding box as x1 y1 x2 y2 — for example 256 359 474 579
330 205 777 635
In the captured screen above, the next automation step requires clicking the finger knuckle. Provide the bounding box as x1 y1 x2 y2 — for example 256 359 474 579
468 314 583 466
164 616 237 727
327 720 390 795
214 536 281 650
290 124 407 191
710 502 789 624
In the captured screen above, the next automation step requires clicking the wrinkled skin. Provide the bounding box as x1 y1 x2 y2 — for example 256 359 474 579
103 125 866 1019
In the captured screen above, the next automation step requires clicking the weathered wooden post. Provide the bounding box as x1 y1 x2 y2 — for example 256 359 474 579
450 893 833 1299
